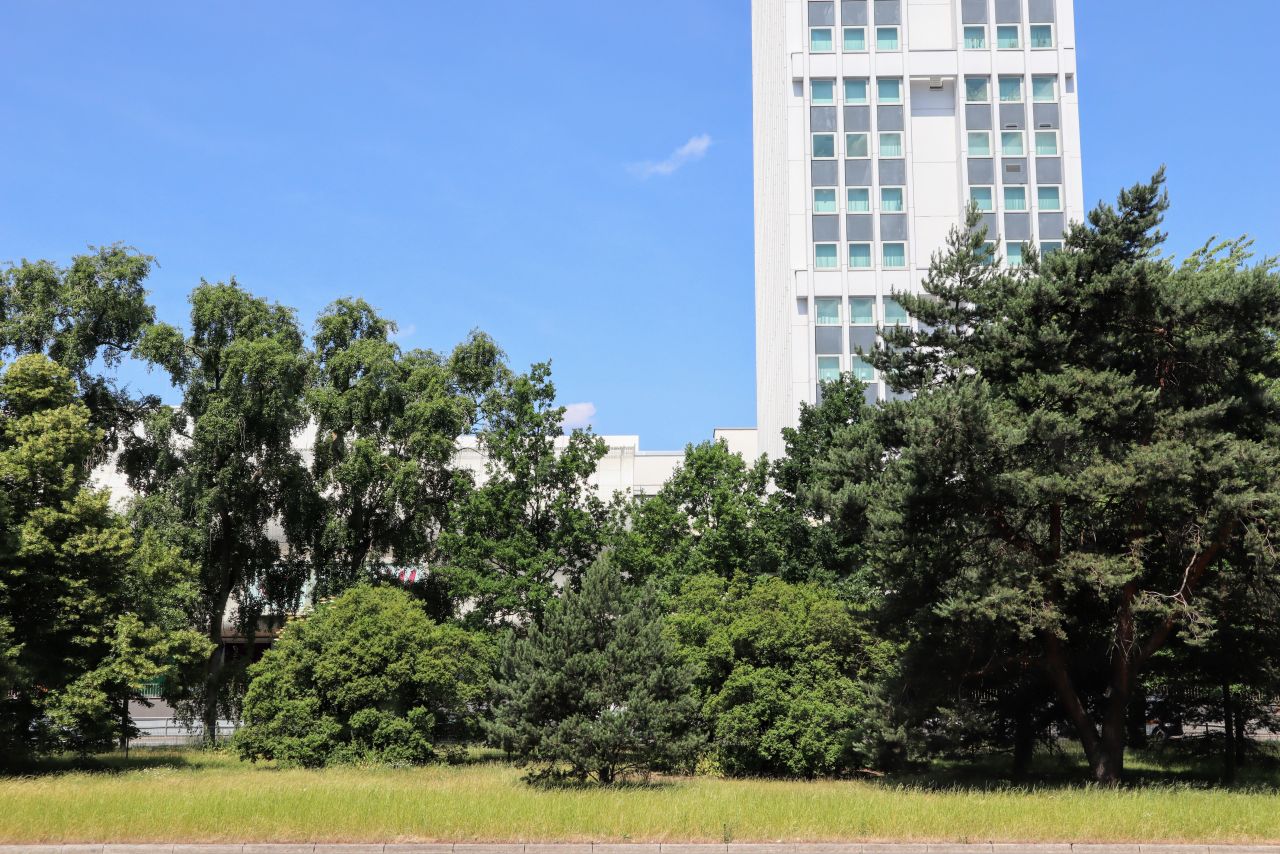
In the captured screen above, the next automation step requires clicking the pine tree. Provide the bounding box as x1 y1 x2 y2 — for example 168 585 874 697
489 560 703 784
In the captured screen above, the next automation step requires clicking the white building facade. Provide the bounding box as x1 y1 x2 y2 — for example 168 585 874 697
752 0 1085 460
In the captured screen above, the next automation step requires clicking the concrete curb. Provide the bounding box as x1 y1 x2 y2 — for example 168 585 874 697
0 845 1277 854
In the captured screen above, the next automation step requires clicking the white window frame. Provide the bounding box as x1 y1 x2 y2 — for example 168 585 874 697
849 296 876 325
851 355 877 383
877 78 903 105
970 185 995 213
883 297 911 326
1000 130 1026 157
814 187 839 213
967 130 993 157
1003 185 1028 212
996 24 1021 50
875 26 901 52
1038 185 1063 212
1006 242 1026 267
810 27 835 53
815 297 843 326
1032 75 1058 103
999 76 1024 103
1034 130 1061 156
847 187 872 213
1029 23 1055 50
965 76 991 103
849 242 874 269
813 133 838 159
846 132 871 159
878 131 905 159
815 243 840 269
843 26 868 52
963 25 987 49
882 242 908 270
811 79 836 105
817 355 843 383
880 186 906 213
844 78 869 104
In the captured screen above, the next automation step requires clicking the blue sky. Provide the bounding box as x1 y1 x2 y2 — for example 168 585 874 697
1 1 1277 450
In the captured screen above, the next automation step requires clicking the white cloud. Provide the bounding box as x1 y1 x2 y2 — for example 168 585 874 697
629 134 713 178
562 402 597 429
390 322 416 341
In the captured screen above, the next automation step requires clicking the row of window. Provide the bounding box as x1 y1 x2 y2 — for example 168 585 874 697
818 355 876 384
814 187 907 213
970 185 1063 212
814 128 1058 161
964 75 1058 104
814 297 910 326
813 131 906 159
809 22 1055 54
967 129 1060 157
812 77 904 105
816 242 909 270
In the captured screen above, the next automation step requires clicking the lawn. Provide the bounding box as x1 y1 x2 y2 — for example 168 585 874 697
1 747 1278 845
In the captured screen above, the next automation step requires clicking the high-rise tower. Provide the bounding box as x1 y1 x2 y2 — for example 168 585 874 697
753 0 1085 460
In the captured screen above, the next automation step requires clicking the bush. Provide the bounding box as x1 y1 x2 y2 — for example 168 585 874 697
489 560 703 784
668 574 896 777
235 585 493 767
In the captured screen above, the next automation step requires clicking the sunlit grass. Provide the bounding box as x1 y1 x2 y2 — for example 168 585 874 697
1 747 1278 844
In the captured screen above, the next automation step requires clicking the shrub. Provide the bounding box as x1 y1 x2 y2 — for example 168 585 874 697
235 585 493 767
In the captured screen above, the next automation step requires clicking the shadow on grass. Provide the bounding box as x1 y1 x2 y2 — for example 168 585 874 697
1 747 212 778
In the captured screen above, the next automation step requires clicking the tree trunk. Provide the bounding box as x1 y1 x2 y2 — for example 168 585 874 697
1128 688 1148 749
1235 712 1247 767
1012 698 1036 780
1222 678 1237 784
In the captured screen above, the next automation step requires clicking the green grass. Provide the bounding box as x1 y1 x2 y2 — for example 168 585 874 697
1 747 1278 844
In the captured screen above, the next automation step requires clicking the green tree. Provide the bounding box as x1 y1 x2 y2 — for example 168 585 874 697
0 355 207 763
0 245 158 457
818 172 1280 783
308 298 504 597
668 574 893 777
236 585 493 767
490 560 702 784
437 363 612 628
124 280 314 741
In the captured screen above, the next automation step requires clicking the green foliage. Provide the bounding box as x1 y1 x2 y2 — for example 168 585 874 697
236 585 493 767
124 280 315 738
437 363 613 628
0 355 208 763
817 171 1280 782
668 574 894 777
490 560 702 784
308 298 505 597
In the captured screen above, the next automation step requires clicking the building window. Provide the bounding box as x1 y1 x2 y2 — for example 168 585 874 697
965 76 990 103
1001 131 1025 156
884 298 910 325
850 243 873 268
817 356 842 382
816 298 842 326
851 356 875 382
980 242 997 266
810 28 835 53
1030 24 1055 49
848 188 871 212
964 25 987 49
1041 241 1064 255
1035 130 1060 156
883 243 907 269
997 25 1020 49
1038 186 1063 211
814 188 838 213
1004 186 1027 211
812 80 836 105
1032 75 1058 102
844 27 867 52
876 26 900 51
846 132 870 158
970 186 994 212
1007 243 1025 267
968 131 992 157
877 78 903 104
816 243 839 269
850 296 875 324
999 76 1024 103
845 78 869 104
879 132 904 158
813 133 837 158
881 187 905 212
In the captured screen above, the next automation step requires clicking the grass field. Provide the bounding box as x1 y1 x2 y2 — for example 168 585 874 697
1 747 1278 845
